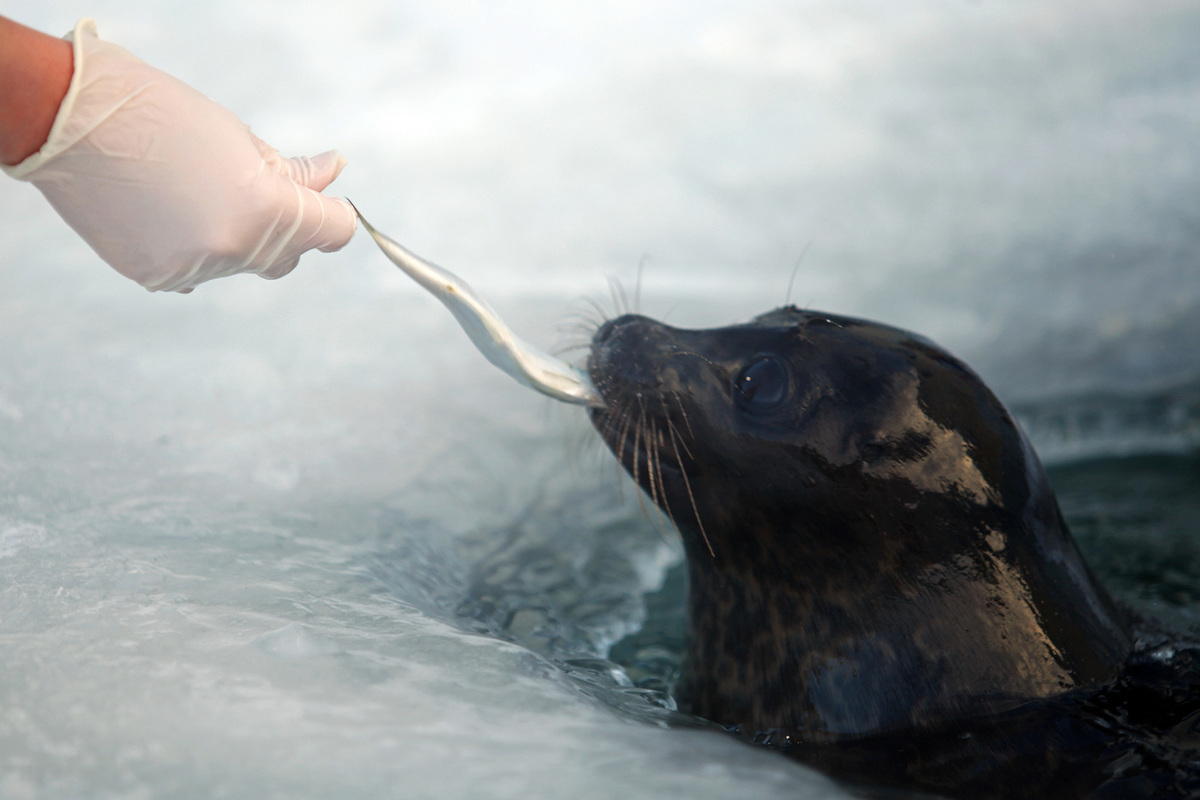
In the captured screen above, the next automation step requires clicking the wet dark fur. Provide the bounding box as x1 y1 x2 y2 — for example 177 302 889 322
586 306 1200 798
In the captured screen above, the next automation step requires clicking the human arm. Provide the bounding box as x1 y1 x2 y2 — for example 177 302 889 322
0 17 355 293
0 16 73 165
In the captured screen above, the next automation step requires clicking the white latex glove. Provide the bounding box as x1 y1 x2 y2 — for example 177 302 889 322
2 19 356 293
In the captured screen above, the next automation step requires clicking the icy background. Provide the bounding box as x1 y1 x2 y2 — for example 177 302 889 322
2 1 1199 798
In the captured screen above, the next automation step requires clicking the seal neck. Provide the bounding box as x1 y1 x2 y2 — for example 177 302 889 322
674 492 1132 738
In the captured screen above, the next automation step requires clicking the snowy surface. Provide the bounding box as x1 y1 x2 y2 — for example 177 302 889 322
2 1 1200 798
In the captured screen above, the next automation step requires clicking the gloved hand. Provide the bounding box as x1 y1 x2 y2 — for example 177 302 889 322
2 19 356 293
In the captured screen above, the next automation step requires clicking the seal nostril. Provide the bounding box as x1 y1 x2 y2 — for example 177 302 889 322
593 313 648 346
590 314 673 393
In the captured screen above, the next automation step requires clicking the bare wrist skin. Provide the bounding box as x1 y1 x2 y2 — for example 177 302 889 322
0 16 73 166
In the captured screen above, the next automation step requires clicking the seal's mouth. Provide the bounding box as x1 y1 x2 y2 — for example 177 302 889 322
587 313 704 480
586 382 698 492
588 402 686 479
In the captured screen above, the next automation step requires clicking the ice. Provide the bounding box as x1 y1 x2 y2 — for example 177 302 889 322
2 1 1200 798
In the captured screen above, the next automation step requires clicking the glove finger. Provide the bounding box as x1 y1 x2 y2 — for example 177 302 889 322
255 185 357 280
275 150 348 192
307 191 357 252
257 254 301 281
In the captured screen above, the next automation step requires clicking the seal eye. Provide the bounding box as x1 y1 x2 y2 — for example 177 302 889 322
734 356 788 410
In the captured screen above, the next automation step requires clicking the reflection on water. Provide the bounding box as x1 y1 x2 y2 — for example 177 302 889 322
1053 452 1200 628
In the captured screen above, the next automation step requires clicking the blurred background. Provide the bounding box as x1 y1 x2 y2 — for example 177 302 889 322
1 1 1198 798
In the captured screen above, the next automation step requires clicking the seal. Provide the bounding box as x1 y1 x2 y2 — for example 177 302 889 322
350 212 1200 795
586 306 1200 798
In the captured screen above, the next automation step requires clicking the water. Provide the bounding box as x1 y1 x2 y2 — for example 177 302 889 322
2 1 1199 798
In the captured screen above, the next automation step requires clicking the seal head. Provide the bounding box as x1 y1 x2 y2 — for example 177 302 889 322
587 306 1132 739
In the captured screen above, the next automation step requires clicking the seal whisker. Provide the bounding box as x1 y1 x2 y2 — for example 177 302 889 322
629 403 644 496
648 420 665 501
783 241 812 307
668 395 696 457
560 308 604 323
667 419 714 559
640 401 660 511
602 399 633 504
615 402 637 471
667 350 721 371
640 407 668 535
553 322 602 360
558 314 605 334
649 418 663 508
582 296 612 326
552 342 594 356
648 418 683 545
619 404 644 508
634 256 647 314
603 401 633 470
608 275 632 317
631 405 670 537
628 407 648 515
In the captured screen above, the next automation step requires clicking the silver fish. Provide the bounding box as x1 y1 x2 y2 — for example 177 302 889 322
352 204 602 407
